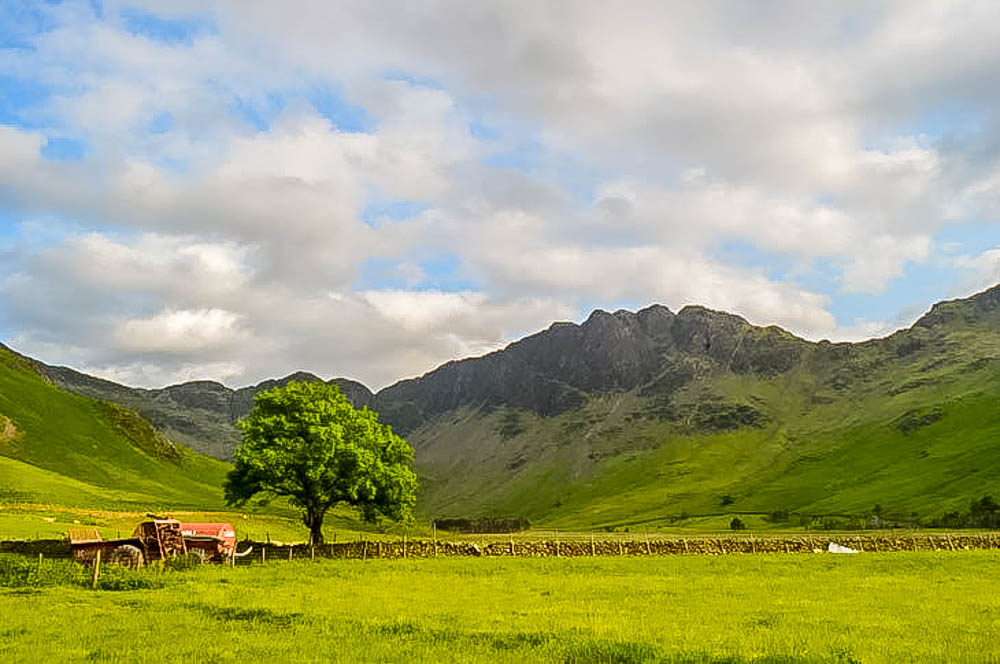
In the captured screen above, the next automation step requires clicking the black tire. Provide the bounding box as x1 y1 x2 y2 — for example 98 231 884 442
108 544 144 568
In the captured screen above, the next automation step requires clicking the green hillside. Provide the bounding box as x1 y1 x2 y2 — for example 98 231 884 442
9 287 1000 534
0 344 228 511
409 292 1000 529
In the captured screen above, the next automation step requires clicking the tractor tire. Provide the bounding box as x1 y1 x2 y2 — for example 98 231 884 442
108 544 144 568
188 548 208 564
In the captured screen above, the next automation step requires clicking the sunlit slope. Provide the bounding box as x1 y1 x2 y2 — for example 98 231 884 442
411 295 1000 528
0 345 228 510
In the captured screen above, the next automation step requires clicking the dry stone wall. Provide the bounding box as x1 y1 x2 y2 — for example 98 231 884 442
243 533 1000 561
3 533 997 563
0 539 71 558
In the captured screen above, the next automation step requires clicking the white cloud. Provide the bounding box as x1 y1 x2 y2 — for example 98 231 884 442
954 247 1000 293
114 308 249 353
3 1 1000 389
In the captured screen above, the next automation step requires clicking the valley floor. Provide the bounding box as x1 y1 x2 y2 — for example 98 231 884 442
2 551 999 663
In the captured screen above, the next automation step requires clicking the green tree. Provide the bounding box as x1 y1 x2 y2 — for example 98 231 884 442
224 381 417 545
970 495 1000 529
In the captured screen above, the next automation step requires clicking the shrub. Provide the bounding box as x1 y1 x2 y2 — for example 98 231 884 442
0 554 85 588
766 509 789 523
164 553 202 572
730 517 746 531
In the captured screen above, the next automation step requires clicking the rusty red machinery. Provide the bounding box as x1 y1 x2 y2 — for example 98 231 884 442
69 517 242 567
179 521 236 561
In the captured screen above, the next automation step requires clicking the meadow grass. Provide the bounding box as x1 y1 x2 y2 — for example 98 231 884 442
2 550 999 663
0 502 412 543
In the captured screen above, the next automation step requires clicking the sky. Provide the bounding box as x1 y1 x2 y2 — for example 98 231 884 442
2 1 1000 391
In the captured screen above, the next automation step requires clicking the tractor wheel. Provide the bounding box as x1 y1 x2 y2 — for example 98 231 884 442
108 544 144 569
188 548 208 564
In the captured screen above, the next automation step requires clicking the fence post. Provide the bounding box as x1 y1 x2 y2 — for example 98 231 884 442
362 539 368 562
310 545 315 561
262 546 266 565
591 532 595 556
288 547 292 562
509 534 515 556
433 523 438 558
403 535 407 559
37 553 43 576
644 531 651 555
91 550 101 589
554 531 559 557
618 535 623 556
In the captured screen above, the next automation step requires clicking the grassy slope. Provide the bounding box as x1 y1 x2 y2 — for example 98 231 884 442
3 552 1000 663
0 347 420 542
411 318 1000 529
0 346 228 511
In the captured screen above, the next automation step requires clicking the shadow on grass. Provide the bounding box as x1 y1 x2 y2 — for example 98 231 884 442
374 619 553 651
191 603 304 628
562 639 861 664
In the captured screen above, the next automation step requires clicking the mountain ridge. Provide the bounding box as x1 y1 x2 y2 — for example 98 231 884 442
7 284 1000 527
10 285 1000 453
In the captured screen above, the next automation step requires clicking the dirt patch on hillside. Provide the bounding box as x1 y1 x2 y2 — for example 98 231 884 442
0 415 17 443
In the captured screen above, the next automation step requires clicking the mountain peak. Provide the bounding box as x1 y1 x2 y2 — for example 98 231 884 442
914 283 1000 329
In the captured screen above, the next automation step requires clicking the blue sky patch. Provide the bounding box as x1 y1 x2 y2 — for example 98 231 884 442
148 111 172 134
484 139 543 173
418 254 478 291
119 7 216 45
306 87 372 133
384 71 443 90
0 1 59 50
361 198 430 228
356 254 477 292
468 119 500 140
0 211 19 240
0 75 51 127
229 93 286 132
41 136 88 161
907 100 984 141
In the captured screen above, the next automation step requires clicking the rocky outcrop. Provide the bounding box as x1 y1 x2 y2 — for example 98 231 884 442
374 304 812 433
0 414 17 443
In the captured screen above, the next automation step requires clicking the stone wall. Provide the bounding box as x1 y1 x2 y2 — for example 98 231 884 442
241 533 1000 561
4 533 997 563
0 539 72 558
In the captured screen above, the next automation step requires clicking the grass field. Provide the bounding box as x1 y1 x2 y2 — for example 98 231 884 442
2 550 1000 663
0 501 419 543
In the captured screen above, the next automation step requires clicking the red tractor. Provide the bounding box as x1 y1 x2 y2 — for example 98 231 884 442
69 518 240 567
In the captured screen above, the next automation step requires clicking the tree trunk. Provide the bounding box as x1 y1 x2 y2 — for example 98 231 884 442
310 520 324 546
305 508 326 546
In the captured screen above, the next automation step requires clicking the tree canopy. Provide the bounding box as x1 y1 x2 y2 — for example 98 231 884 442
224 381 417 544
